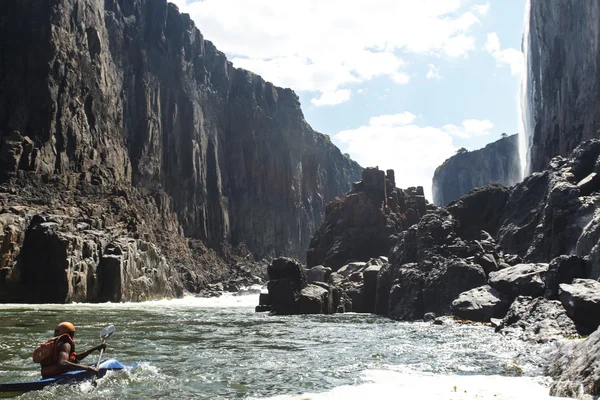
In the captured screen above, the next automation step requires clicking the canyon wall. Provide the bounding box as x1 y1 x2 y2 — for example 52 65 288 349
432 134 521 206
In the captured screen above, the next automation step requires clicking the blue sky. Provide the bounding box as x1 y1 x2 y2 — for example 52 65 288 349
172 0 527 199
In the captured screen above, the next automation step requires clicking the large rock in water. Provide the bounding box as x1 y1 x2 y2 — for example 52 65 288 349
559 279 600 334
0 0 362 301
267 258 307 315
452 285 511 322
525 0 600 173
498 296 578 343
432 134 521 207
548 329 600 398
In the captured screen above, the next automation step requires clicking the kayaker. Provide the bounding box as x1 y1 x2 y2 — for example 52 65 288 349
35 322 107 378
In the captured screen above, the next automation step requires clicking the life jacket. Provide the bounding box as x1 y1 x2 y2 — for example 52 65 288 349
33 334 77 378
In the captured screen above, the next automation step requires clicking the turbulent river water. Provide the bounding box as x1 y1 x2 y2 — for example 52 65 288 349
0 291 568 399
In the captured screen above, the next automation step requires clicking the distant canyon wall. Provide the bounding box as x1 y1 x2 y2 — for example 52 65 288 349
432 135 521 207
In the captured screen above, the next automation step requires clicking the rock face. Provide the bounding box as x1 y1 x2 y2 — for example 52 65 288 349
0 0 361 301
307 167 427 270
548 329 600 398
525 0 600 173
498 296 578 343
432 134 521 206
497 140 600 262
451 285 511 322
559 279 600 334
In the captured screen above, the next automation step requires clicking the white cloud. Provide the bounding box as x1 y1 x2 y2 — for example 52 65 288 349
172 0 482 104
427 64 442 80
311 90 352 107
485 33 524 76
473 2 490 16
333 113 490 200
442 119 494 138
370 112 417 127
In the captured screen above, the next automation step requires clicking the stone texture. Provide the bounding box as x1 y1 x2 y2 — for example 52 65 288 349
266 257 307 315
559 279 600 334
525 0 600 173
488 263 549 300
548 329 600 398
307 265 332 284
544 255 590 300
498 296 578 343
432 134 521 207
0 0 361 302
306 167 426 270
385 211 491 320
452 285 512 322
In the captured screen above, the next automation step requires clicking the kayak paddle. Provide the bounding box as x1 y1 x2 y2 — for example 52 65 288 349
92 325 115 386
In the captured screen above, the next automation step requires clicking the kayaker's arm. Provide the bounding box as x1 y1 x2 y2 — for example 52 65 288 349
75 343 107 361
56 342 99 375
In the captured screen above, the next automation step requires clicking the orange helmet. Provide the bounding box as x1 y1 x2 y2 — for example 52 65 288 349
55 322 76 336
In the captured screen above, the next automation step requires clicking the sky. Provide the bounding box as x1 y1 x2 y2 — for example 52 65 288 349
170 0 527 200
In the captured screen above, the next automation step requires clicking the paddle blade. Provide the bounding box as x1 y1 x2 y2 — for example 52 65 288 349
100 325 115 341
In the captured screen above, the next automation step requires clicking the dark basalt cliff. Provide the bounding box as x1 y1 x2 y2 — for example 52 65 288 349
432 134 521 206
525 0 600 173
0 0 361 302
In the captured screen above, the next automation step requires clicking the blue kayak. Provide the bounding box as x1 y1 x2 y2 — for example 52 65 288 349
0 358 137 393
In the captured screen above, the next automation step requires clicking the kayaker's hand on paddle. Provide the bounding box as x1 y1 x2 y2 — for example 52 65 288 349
87 366 100 375
96 343 107 352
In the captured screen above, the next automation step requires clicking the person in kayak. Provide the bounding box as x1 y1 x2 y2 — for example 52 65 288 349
36 322 107 378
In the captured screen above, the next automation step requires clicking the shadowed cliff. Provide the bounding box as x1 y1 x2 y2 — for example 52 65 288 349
0 0 361 302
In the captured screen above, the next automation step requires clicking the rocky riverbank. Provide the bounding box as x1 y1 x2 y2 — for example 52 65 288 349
258 140 600 397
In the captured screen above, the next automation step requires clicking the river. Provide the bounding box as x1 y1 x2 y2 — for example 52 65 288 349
0 291 567 399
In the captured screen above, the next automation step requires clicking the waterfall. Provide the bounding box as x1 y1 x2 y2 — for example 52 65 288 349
518 0 533 180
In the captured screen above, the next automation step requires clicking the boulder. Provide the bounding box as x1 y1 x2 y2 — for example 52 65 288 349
451 285 512 322
548 329 600 398
362 264 381 314
388 265 425 320
488 263 548 300
498 296 578 342
297 285 333 314
559 279 600 334
544 255 590 299
337 262 367 278
374 263 394 316
267 257 307 315
421 259 487 316
307 265 332 284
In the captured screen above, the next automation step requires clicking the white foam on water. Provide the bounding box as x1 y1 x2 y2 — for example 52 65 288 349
253 369 569 400
0 286 263 310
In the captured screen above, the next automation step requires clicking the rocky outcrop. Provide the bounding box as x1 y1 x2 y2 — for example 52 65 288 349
548 329 600 398
384 210 499 320
432 134 521 206
488 263 548 301
307 167 426 270
525 0 600 173
0 0 361 301
497 296 578 343
497 140 600 262
559 279 600 334
451 285 511 322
